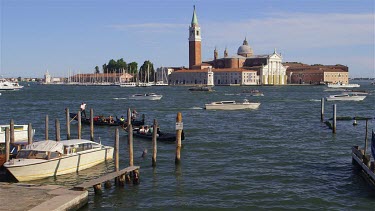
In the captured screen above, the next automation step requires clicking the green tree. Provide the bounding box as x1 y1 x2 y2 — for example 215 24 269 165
94 66 100 74
102 64 107 73
128 62 138 74
139 60 155 82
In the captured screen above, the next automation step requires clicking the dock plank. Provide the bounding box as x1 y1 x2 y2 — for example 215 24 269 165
73 166 139 191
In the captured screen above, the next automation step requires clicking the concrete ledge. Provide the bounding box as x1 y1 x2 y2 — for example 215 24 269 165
0 183 88 211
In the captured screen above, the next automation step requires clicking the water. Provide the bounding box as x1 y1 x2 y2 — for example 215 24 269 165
1 81 374 210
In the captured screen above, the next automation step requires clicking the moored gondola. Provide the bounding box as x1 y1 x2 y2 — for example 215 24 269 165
69 113 144 127
130 127 185 143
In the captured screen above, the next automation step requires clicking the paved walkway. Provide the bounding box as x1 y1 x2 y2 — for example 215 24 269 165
0 183 87 211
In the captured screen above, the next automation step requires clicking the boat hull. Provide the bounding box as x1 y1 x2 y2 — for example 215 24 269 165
326 96 366 101
0 125 35 143
327 84 360 88
205 103 260 110
4 147 113 181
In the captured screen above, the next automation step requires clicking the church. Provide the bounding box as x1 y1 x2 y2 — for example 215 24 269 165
169 6 287 86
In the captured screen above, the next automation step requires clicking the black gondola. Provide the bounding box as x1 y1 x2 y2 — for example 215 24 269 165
131 127 185 143
69 113 144 127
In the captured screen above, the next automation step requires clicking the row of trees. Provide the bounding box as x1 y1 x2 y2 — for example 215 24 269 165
94 59 156 82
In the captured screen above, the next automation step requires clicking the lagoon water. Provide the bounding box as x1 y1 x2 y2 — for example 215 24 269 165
1 81 374 210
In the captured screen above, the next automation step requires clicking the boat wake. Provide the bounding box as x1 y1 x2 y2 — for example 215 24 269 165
190 106 204 110
309 99 321 102
113 97 127 100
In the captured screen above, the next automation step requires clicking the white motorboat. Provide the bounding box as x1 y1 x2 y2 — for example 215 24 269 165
119 82 136 87
327 82 360 88
3 139 114 181
325 94 366 101
129 93 163 100
205 99 260 110
0 125 35 143
0 78 24 90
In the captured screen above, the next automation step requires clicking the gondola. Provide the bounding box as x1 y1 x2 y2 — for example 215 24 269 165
69 113 144 127
131 127 185 143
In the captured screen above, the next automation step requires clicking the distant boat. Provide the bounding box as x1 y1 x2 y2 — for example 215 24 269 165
327 82 360 88
129 93 162 100
0 78 24 90
118 82 136 87
188 86 214 92
242 89 264 96
3 139 114 181
205 99 260 110
325 94 366 101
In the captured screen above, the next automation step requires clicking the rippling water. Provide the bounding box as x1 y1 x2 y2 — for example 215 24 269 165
1 81 375 210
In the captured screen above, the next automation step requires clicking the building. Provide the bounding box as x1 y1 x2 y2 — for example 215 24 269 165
285 62 349 84
169 6 287 86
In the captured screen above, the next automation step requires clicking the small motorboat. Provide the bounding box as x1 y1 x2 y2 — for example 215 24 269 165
325 94 366 101
327 82 360 88
129 93 162 100
205 99 260 110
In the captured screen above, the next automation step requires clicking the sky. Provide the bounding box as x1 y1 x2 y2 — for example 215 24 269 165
1 0 374 78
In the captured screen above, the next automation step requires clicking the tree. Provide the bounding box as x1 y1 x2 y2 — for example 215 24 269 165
102 64 107 73
95 66 100 74
128 62 138 74
139 60 155 82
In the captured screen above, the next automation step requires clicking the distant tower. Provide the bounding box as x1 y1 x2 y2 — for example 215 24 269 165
224 47 228 58
214 47 218 60
189 5 201 69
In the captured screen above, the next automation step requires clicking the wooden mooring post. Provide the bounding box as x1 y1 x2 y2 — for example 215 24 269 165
364 119 369 156
321 98 324 122
152 119 158 167
5 128 10 163
28 123 33 145
55 119 61 142
66 108 71 140
90 108 94 141
332 104 337 134
77 110 82 139
45 115 49 140
175 112 183 165
10 119 14 144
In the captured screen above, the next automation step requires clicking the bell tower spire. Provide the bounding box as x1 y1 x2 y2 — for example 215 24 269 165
189 5 202 69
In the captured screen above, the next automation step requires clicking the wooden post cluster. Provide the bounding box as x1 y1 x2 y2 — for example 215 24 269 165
175 112 183 165
320 98 324 122
332 104 336 134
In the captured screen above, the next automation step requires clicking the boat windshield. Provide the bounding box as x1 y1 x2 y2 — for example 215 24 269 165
16 150 60 159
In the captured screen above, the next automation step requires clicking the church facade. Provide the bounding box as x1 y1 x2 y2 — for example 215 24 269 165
168 6 287 86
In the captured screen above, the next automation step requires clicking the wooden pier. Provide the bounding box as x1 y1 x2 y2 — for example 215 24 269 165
73 166 140 192
351 146 375 188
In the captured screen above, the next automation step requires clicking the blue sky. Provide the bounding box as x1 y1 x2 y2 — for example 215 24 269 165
1 0 374 78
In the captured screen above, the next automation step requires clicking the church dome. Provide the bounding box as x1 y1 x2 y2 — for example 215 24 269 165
237 38 253 57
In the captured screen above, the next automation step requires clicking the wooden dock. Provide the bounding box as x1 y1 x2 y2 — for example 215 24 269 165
73 166 140 192
351 146 375 188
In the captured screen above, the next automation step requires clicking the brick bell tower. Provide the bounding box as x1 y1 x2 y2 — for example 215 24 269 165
189 5 201 69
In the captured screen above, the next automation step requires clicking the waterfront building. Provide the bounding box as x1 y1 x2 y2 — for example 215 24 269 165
285 62 349 84
168 6 287 86
69 73 133 85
